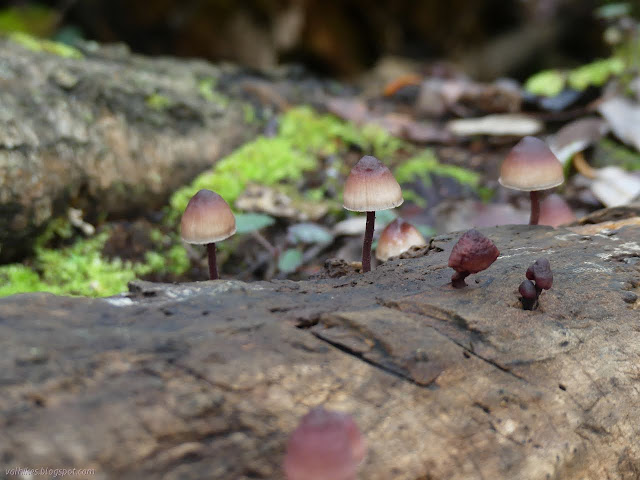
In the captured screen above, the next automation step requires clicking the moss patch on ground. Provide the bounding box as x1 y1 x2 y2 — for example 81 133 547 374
0 225 190 298
9 31 83 58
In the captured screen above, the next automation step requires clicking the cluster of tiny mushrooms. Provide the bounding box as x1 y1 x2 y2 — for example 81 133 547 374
179 136 564 478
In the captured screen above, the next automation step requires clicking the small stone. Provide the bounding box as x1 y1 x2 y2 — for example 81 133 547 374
622 292 638 304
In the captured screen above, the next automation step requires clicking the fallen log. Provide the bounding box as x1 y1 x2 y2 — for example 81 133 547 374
0 219 639 479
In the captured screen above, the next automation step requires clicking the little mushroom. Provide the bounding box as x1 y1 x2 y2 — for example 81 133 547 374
283 407 367 480
180 189 236 280
343 155 403 272
448 229 500 288
499 136 564 225
376 218 427 262
519 257 553 310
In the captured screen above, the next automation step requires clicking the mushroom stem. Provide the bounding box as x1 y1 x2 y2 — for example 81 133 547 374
451 271 470 288
529 191 540 225
207 242 218 280
362 211 375 273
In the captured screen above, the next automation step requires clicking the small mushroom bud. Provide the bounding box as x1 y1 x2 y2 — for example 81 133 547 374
283 407 367 480
375 218 427 262
519 279 538 310
448 229 500 288
526 257 553 291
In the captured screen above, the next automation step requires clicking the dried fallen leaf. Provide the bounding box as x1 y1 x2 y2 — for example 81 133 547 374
447 114 542 137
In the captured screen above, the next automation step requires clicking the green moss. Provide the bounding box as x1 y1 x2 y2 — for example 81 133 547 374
197 78 229 107
0 226 190 298
393 150 482 206
9 31 83 58
146 93 172 111
242 103 257 124
279 106 403 158
169 136 316 218
394 151 480 187
0 232 138 297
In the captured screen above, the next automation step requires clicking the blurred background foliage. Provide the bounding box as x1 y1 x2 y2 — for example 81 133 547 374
0 0 636 80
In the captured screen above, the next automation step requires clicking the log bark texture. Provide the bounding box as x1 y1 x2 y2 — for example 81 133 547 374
0 219 639 479
0 38 326 261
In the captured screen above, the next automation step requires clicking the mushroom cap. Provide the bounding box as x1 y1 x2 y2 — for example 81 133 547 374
180 189 236 244
343 155 403 212
499 136 564 191
376 218 427 261
538 194 577 228
519 279 538 300
448 229 500 274
526 258 553 290
283 407 366 480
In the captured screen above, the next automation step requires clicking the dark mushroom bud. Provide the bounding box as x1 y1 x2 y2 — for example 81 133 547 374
519 279 538 310
343 155 403 273
180 189 236 280
499 136 564 225
375 218 426 262
526 257 553 292
283 407 367 480
448 229 500 288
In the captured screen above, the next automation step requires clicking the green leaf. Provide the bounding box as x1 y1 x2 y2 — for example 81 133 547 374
278 249 303 273
524 70 566 97
567 57 624 91
234 213 276 234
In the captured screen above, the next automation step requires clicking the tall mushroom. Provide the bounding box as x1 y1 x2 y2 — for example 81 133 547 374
343 155 403 273
180 189 236 280
499 136 564 225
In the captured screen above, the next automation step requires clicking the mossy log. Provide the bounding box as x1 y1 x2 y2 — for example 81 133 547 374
0 37 327 262
0 218 639 479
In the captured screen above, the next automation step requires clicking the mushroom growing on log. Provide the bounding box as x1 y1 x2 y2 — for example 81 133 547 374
499 136 564 225
343 156 403 273
180 189 236 280
448 229 500 288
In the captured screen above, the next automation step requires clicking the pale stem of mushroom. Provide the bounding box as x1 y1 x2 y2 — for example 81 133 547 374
207 243 218 280
529 191 540 225
362 211 375 273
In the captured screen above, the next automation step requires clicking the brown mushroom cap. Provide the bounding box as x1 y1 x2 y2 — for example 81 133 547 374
180 189 236 244
343 155 403 212
448 229 500 274
499 136 564 191
376 218 427 261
